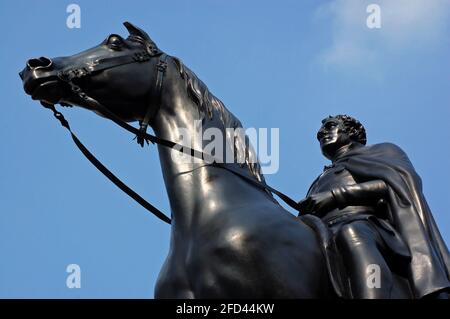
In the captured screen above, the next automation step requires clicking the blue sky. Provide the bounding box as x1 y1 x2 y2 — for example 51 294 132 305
1 0 449 298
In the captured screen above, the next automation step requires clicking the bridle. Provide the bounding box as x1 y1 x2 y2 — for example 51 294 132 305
39 39 301 224
56 41 168 146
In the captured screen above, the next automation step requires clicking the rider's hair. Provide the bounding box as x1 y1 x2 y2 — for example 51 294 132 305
322 114 367 145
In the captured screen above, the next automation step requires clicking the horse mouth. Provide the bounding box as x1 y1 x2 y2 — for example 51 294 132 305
31 80 66 104
21 74 69 105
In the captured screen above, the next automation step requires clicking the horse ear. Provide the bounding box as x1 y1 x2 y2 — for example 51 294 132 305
123 22 151 41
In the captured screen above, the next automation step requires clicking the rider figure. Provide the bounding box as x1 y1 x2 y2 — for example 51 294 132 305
299 115 450 298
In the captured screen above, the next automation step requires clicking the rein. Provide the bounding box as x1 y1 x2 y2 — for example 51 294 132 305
41 48 300 225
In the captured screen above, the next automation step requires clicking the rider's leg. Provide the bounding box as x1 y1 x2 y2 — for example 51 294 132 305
335 220 393 299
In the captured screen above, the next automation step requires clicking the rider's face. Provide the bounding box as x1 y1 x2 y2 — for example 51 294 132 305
317 118 351 160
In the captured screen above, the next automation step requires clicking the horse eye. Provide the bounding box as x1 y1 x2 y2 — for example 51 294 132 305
107 35 123 50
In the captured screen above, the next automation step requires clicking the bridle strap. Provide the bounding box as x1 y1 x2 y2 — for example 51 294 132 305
58 50 154 82
40 102 172 224
137 53 168 147
42 100 301 224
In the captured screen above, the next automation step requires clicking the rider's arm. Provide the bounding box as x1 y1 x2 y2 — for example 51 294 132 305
331 180 388 209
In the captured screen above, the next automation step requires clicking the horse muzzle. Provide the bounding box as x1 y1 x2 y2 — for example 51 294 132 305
20 56 68 104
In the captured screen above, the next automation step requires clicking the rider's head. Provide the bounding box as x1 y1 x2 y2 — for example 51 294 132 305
317 115 366 160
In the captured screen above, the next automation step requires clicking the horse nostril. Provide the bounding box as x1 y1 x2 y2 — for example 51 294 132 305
27 56 53 70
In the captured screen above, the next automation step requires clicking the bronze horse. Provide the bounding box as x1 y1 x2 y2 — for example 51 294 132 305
20 22 338 298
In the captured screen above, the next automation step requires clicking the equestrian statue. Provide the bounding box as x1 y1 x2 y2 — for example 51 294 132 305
19 22 450 298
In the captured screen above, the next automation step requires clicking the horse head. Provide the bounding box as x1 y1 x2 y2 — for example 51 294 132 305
20 22 163 122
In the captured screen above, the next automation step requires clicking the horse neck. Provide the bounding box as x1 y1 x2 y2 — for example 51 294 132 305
151 60 271 234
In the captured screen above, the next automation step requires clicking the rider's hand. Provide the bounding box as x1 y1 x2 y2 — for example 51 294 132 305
298 191 336 215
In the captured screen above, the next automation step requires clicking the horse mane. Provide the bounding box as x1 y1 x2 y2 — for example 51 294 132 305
170 56 265 183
